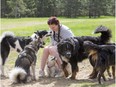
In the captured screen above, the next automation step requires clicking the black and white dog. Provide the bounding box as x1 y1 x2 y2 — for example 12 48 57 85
0 30 51 76
9 38 42 83
57 25 112 79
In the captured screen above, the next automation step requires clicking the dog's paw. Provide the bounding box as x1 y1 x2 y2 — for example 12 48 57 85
55 74 64 78
55 75 61 78
55 70 64 78
66 75 75 80
66 75 72 79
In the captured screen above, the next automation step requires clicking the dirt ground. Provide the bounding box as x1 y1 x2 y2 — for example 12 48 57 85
0 58 115 87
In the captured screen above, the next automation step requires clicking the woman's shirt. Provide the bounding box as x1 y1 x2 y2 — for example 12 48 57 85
50 24 74 46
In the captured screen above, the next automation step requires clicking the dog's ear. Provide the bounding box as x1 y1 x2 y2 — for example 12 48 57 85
68 37 79 52
51 56 56 61
37 31 42 38
34 32 36 34
34 30 39 34
57 43 63 53
34 35 38 39
57 42 63 48
34 31 38 34
53 57 57 60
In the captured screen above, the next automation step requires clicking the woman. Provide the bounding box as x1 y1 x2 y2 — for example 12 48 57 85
39 17 74 77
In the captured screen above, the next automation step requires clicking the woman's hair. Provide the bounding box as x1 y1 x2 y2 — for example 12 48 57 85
47 17 59 25
48 16 61 42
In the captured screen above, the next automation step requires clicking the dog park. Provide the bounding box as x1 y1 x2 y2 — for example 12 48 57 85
0 16 115 87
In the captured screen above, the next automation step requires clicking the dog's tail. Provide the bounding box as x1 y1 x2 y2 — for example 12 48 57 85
93 25 112 43
0 31 15 66
9 67 27 83
0 31 15 43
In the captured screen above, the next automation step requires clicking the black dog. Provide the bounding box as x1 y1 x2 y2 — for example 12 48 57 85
9 38 42 83
0 30 50 76
83 41 115 84
58 38 80 79
57 25 112 79
84 42 115 79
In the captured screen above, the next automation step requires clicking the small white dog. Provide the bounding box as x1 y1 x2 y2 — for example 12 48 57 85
45 56 64 77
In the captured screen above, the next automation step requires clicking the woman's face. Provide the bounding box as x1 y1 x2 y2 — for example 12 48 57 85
49 24 59 32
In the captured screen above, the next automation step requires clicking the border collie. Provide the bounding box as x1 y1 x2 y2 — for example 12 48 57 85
0 30 51 77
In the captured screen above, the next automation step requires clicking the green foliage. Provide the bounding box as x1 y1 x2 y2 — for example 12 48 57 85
88 0 115 18
6 0 27 17
64 0 82 18
1 0 115 18
23 0 37 17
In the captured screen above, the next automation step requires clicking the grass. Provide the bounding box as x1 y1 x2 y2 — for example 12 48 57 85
0 17 115 87
1 17 115 41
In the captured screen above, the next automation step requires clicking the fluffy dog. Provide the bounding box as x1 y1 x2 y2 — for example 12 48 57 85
9 38 42 83
83 41 115 84
0 30 50 77
57 37 84 79
45 56 59 77
57 25 112 79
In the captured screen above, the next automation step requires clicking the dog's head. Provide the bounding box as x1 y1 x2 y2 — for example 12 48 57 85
34 30 52 47
25 37 43 53
93 25 109 34
57 37 79 60
47 56 56 68
34 30 51 39
58 41 73 59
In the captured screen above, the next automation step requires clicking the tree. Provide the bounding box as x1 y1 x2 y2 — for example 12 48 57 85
7 0 27 17
35 0 57 17
88 0 101 18
88 0 115 18
63 0 81 18
23 0 37 17
1 0 115 18
1 0 10 17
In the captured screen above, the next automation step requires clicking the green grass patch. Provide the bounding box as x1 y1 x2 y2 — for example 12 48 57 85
1 17 114 41
1 16 115 59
